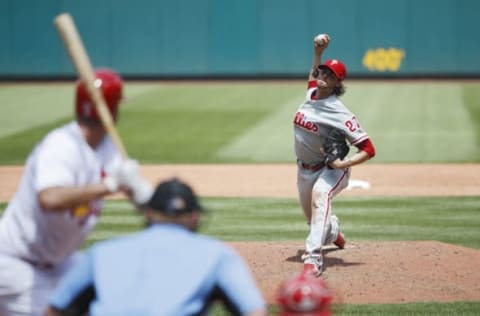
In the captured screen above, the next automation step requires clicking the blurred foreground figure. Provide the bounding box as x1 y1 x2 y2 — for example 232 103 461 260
277 272 333 315
45 178 267 316
0 68 152 316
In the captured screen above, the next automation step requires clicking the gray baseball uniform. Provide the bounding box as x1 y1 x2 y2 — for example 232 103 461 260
294 83 369 253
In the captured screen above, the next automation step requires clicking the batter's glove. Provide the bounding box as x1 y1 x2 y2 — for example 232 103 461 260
105 159 153 205
323 128 350 165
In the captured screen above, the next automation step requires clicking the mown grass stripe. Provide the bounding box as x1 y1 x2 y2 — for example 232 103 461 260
215 93 304 162
343 82 477 162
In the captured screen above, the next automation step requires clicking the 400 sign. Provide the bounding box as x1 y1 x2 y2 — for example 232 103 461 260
362 48 405 72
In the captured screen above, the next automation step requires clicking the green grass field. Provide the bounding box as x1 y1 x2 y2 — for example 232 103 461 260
1 80 479 315
85 196 480 250
1 80 480 164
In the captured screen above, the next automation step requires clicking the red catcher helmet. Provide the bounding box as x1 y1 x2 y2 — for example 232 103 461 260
75 68 123 121
319 59 347 81
276 272 333 316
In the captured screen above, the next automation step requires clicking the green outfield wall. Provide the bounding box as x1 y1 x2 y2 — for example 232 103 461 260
0 0 478 78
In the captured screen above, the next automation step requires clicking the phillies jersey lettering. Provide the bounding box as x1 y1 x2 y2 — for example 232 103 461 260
294 112 319 132
293 88 369 165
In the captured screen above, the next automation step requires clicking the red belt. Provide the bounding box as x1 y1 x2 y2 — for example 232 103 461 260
300 161 325 171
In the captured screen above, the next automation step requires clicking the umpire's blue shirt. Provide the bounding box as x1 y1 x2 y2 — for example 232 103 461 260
49 224 266 315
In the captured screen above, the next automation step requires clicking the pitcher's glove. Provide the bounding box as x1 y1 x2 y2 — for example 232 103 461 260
323 128 350 165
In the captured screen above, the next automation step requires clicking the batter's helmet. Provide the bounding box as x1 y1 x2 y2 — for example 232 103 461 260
75 68 123 121
318 59 347 81
276 272 333 316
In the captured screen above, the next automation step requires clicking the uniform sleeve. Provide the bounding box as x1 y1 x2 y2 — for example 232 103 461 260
214 246 266 315
305 80 317 101
34 133 78 192
49 250 95 313
337 111 369 146
356 138 376 158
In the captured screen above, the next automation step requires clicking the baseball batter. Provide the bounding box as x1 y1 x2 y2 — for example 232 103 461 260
0 68 152 316
293 34 376 276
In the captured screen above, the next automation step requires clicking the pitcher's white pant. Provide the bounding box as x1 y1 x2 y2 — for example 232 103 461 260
0 252 82 316
297 163 350 253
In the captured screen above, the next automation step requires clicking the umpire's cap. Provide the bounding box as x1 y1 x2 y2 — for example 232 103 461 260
147 178 203 216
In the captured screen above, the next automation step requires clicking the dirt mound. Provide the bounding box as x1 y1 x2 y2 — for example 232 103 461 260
231 241 480 304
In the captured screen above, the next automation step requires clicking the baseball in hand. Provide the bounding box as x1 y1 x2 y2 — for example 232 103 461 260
314 34 330 46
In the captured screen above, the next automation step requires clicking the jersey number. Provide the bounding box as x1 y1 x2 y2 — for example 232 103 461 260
345 116 360 132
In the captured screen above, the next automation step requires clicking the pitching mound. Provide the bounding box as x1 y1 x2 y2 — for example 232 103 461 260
230 241 480 304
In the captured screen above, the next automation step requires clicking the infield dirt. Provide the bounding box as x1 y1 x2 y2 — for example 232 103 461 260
1 164 479 304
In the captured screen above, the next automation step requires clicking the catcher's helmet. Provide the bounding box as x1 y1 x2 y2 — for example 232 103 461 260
276 272 333 316
75 68 123 121
318 59 346 81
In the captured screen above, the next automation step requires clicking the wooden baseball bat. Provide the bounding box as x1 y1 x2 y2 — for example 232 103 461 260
53 13 128 159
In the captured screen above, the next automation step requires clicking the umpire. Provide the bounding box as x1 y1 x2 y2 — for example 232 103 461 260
44 178 267 316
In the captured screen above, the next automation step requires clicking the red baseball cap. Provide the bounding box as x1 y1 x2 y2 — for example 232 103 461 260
318 59 347 81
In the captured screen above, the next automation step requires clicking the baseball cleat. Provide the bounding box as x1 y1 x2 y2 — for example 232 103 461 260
334 231 346 249
301 252 323 276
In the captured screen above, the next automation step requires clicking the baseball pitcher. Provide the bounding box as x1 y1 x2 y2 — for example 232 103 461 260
293 34 376 276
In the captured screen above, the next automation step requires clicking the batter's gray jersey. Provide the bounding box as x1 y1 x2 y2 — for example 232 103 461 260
0 121 121 266
293 86 369 165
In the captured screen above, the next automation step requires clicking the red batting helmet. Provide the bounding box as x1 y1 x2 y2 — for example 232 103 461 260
318 59 347 81
75 68 123 121
276 272 333 316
